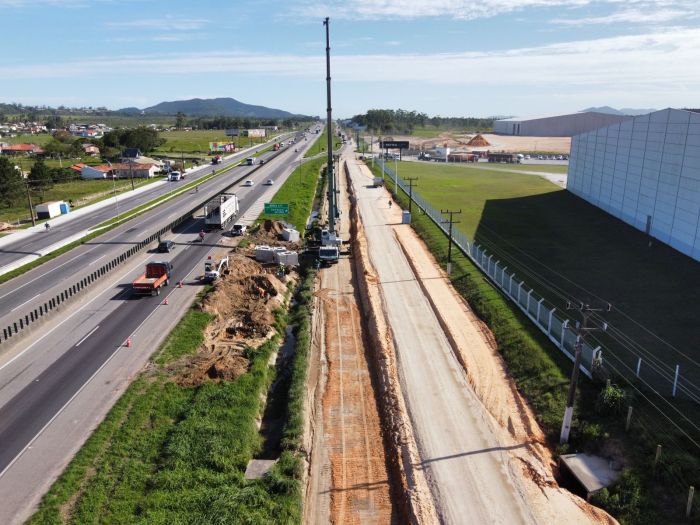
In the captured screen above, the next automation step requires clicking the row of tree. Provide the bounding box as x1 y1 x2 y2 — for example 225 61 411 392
183 115 311 131
350 109 494 133
0 157 73 209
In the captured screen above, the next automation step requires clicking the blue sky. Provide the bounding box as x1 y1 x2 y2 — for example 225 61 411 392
1 0 698 118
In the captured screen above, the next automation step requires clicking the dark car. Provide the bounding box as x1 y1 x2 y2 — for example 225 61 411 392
157 240 176 253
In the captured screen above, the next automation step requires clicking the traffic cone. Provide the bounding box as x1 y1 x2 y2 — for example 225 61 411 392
163 297 169 305
126 338 132 348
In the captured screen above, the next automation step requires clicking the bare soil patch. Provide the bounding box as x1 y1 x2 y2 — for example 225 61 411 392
170 252 289 387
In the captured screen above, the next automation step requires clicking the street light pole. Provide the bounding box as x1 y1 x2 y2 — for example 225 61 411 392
107 160 119 221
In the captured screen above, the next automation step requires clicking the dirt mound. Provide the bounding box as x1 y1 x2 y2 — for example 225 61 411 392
0 222 16 232
467 134 491 147
172 252 291 387
249 220 300 249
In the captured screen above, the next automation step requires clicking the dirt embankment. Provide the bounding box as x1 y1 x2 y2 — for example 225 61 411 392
169 252 289 387
345 164 439 525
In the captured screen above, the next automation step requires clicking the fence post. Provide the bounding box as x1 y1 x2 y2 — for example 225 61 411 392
688 486 695 518
548 308 556 334
509 274 514 297
625 406 633 431
636 357 642 377
517 281 523 304
501 266 507 288
672 365 680 397
526 289 532 313
654 444 662 468
537 298 544 324
488 255 493 276
560 319 569 349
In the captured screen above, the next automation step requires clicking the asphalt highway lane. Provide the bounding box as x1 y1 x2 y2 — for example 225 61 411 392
0 140 303 341
0 135 312 475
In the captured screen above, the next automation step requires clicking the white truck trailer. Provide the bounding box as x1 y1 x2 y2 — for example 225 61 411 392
204 193 239 229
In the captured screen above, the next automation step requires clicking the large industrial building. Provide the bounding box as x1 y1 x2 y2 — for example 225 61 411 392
494 111 630 137
568 108 700 262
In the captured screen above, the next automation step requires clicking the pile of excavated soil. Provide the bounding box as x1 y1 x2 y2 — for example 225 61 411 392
467 133 490 147
249 220 301 250
172 252 290 387
0 222 16 232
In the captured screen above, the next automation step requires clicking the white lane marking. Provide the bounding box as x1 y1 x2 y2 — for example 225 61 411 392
0 338 122 480
88 255 106 266
0 248 96 300
10 294 41 313
75 326 99 347
0 258 149 373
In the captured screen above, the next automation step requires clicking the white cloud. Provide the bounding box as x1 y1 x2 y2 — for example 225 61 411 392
293 0 699 21
107 16 210 31
2 28 700 98
552 8 694 25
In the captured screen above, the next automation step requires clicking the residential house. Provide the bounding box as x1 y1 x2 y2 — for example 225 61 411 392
0 143 43 156
81 144 100 156
80 165 112 179
113 162 159 179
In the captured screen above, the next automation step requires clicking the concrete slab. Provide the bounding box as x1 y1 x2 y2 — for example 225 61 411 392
244 459 277 479
560 453 621 498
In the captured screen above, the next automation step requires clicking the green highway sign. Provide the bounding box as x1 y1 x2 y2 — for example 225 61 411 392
264 203 289 214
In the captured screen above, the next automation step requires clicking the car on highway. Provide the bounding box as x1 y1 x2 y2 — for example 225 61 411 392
260 159 265 165
264 179 274 185
243 180 254 187
231 224 247 236
157 239 176 253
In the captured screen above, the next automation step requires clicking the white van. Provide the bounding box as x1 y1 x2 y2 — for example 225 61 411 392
168 171 182 181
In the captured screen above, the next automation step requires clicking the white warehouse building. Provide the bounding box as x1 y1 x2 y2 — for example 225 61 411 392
568 108 700 261
494 111 630 137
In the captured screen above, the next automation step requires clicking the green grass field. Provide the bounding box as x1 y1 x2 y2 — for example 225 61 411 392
3 133 54 145
482 163 568 174
153 130 262 157
389 161 700 388
258 158 325 232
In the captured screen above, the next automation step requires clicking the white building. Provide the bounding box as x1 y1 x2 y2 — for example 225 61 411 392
494 111 630 137
568 108 700 261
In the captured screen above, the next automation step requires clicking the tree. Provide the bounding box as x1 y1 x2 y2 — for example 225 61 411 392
45 115 64 130
175 112 186 129
0 156 24 208
29 158 53 201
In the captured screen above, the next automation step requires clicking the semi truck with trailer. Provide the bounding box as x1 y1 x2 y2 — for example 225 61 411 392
204 193 239 230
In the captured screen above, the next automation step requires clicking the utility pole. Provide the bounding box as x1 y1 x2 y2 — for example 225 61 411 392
323 17 336 234
25 181 36 227
440 209 461 275
560 302 610 443
129 159 135 191
406 177 418 214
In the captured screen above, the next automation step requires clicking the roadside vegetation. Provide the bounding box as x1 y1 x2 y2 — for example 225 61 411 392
257 157 326 231
28 261 317 524
367 160 700 524
304 126 342 158
350 109 493 135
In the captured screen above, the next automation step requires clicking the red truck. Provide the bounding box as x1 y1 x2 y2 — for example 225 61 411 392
132 261 173 296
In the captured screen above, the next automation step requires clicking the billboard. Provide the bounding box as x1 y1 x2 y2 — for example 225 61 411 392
209 142 236 153
380 140 409 149
247 129 266 138
225 129 240 136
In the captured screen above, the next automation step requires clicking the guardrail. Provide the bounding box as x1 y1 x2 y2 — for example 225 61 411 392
0 146 292 349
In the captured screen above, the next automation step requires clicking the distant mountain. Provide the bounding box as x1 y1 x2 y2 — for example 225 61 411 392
581 106 656 116
118 97 303 119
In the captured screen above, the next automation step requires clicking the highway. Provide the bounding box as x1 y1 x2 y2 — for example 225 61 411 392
0 138 304 349
0 132 315 504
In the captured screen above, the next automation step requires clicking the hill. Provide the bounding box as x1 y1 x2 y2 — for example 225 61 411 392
119 97 303 119
582 106 656 116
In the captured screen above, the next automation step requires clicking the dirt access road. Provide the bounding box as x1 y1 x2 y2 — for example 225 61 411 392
305 154 396 524
345 154 614 524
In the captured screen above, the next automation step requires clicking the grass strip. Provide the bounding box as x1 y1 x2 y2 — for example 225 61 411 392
28 281 304 524
257 158 325 232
